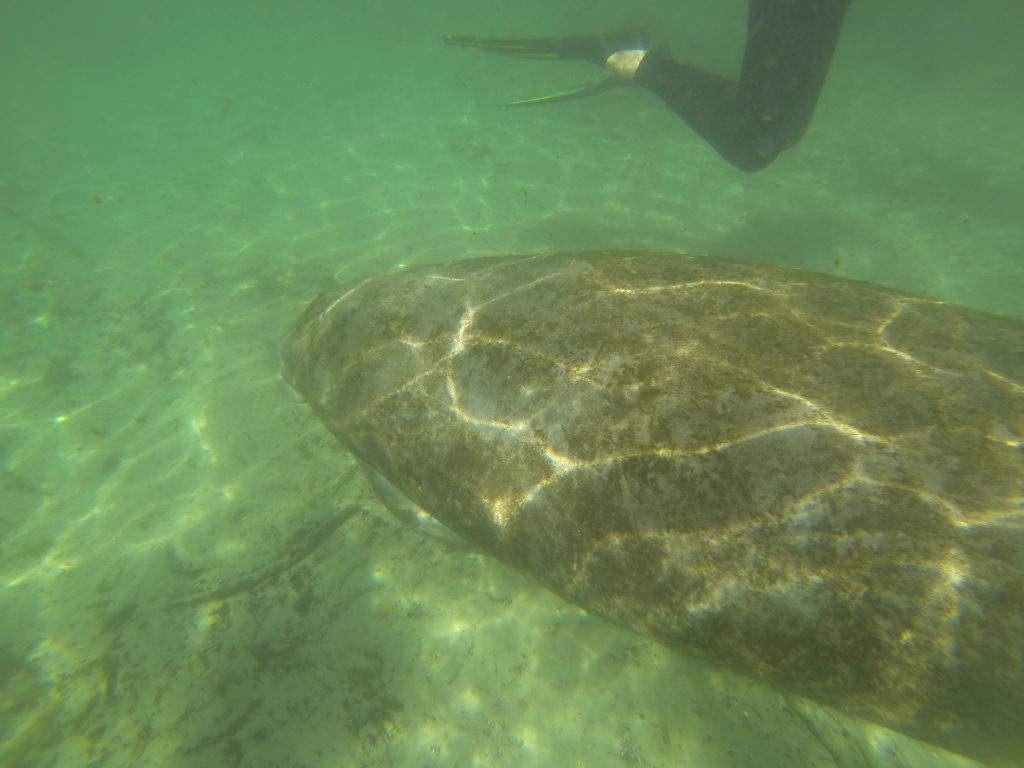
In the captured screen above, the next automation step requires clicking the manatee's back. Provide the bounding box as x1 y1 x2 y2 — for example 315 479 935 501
281 251 1024 767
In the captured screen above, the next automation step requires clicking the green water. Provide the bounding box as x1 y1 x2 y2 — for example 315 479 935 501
1 1 1020 766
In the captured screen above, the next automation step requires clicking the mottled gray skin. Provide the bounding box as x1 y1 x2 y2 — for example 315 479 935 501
281 251 1024 767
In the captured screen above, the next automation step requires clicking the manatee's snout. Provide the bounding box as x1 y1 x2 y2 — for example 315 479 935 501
278 288 355 404
276 321 301 394
275 293 329 403
271 334 305 403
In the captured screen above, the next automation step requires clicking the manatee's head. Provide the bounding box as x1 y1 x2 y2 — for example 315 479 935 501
269 334 305 403
277 291 339 405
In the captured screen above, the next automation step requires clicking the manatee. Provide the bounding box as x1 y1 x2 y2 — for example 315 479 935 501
280 251 1024 767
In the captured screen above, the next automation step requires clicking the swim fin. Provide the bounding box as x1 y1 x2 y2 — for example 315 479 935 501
500 76 625 108
442 27 649 67
443 27 648 107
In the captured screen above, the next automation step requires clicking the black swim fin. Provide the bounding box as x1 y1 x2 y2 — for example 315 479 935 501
443 27 648 107
500 76 625 108
442 26 649 67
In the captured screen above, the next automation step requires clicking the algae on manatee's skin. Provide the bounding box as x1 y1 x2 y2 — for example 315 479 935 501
283 250 1024 767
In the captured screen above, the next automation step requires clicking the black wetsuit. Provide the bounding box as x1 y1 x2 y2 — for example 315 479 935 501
636 0 852 171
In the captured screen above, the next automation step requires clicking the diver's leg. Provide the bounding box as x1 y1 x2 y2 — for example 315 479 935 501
633 0 852 171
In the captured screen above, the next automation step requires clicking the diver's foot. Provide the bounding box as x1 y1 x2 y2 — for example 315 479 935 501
605 49 648 81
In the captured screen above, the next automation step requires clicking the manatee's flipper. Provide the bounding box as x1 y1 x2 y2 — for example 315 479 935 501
358 460 469 549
